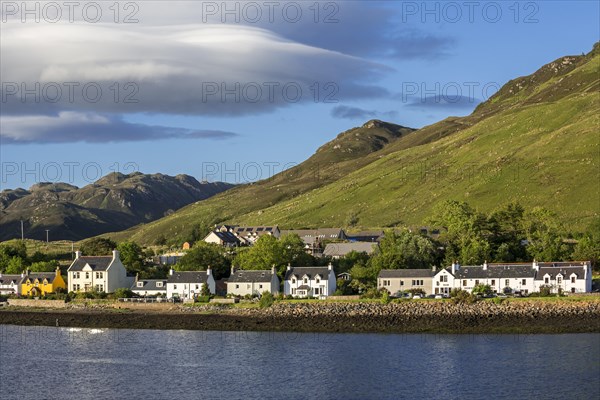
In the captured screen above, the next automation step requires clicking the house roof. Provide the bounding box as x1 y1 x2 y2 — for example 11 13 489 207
285 266 332 280
167 271 210 284
281 228 344 238
323 242 378 257
233 226 278 236
23 272 59 283
453 265 535 279
209 231 241 244
378 269 436 278
0 274 24 285
346 230 384 241
227 270 275 283
132 279 167 291
69 256 113 272
537 266 586 280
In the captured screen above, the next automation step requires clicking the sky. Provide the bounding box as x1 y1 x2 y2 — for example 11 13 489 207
1 0 598 189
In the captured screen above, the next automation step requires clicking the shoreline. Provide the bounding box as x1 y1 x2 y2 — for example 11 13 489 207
2 300 600 334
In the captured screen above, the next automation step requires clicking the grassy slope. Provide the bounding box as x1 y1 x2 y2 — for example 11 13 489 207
110 45 599 245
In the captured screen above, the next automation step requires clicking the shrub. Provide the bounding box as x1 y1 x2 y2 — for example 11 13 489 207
113 288 135 299
451 289 477 304
195 295 210 303
259 291 274 308
472 284 492 296
381 290 391 304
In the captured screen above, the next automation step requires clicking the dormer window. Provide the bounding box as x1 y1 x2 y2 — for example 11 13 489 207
315 277 320 284
137 282 144 288
571 276 576 283
156 282 163 288
85 272 90 279
303 277 308 284
557 276 562 285
292 278 296 284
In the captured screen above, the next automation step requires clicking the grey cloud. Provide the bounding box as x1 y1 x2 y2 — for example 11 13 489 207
331 105 398 120
0 112 238 144
402 95 482 110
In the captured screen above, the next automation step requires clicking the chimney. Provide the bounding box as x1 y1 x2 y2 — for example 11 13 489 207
55 266 61 276
432 265 437 272
231 265 236 275
169 268 174 276
135 272 139 282
532 259 539 272
287 263 291 271
328 262 333 271
271 264 276 274
451 261 460 274
75 250 82 259
483 261 488 271
112 249 120 261
207 266 212 276
21 270 25 278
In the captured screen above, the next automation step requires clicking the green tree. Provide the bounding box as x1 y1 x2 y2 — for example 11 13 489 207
487 202 528 262
234 234 313 275
369 230 437 271
28 260 59 272
4 256 25 274
335 250 371 275
80 237 117 256
117 241 145 274
259 291 274 308
571 220 600 269
522 207 570 261
200 283 211 296
175 242 230 279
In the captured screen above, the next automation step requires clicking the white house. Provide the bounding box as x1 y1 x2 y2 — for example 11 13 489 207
131 275 167 297
203 230 241 247
534 261 592 294
0 273 24 295
284 264 336 299
166 268 216 299
449 261 537 295
67 250 134 293
226 266 280 297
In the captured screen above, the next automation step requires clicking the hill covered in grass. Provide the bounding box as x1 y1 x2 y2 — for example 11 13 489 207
108 43 599 245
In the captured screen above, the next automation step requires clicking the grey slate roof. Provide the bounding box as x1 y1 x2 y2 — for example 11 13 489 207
0 274 24 285
167 271 210 284
132 279 167 291
211 231 241 244
323 242 378 257
281 228 344 238
537 266 585 280
227 270 274 283
346 231 384 242
69 256 113 271
285 266 331 280
453 265 535 279
23 272 59 283
378 269 436 278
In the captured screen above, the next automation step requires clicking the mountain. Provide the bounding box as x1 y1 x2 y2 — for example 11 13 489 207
0 173 234 241
109 43 599 245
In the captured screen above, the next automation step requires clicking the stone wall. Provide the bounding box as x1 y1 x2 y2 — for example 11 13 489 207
8 299 67 308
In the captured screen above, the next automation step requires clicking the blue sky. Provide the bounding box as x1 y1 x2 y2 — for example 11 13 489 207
1 1 598 189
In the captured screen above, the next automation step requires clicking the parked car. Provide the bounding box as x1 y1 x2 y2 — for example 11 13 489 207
434 294 443 299
497 293 508 299
412 294 422 299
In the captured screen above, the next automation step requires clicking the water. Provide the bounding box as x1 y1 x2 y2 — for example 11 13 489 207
0 326 598 400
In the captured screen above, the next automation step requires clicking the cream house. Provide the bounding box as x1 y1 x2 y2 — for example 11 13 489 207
67 250 133 293
226 266 280 296
283 264 336 299
534 261 592 293
378 268 437 296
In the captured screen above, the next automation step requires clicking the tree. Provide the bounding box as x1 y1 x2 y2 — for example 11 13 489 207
233 234 313 275
487 202 528 262
29 260 59 272
335 250 371 275
200 283 211 297
369 230 437 271
175 242 230 279
80 237 117 256
427 200 491 265
571 220 600 269
4 256 25 274
472 283 492 296
259 291 274 308
117 241 145 274
522 207 570 261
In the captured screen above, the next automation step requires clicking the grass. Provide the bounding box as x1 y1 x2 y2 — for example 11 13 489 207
103 46 599 245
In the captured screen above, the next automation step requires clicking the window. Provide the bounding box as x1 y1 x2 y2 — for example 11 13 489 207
544 277 549 284
292 288 296 295
400 280 404 286
156 282 163 288
316 278 320 284
259 284 263 289
440 275 448 283
96 272 102 279
74 284 80 291
571 276 576 283
475 280 479 285
137 282 144 287
491 280 495 286
303 277 308 284
95 284 104 292
85 272 90 279
412 280 423 286
235 284 239 289
505 279 510 287
522 279 526 286
195 284 199 289
557 277 562 285
463 280 467 287
314 288 320 295
174 285 177 289
292 278 296 284
74 272 80 279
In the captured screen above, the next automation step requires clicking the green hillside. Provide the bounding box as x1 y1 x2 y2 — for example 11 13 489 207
108 43 600 245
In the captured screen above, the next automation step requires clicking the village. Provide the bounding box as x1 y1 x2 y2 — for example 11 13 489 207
0 224 594 303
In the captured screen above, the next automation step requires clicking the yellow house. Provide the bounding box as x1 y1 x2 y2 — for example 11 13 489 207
21 267 67 296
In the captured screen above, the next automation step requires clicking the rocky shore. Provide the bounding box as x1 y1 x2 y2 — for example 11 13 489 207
1 300 599 334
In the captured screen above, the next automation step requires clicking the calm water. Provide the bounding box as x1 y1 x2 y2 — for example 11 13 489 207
0 325 598 400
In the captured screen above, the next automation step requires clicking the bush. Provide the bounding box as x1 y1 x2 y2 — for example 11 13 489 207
259 291 274 308
113 288 135 299
472 284 492 296
381 290 391 304
195 295 210 303
451 289 477 304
